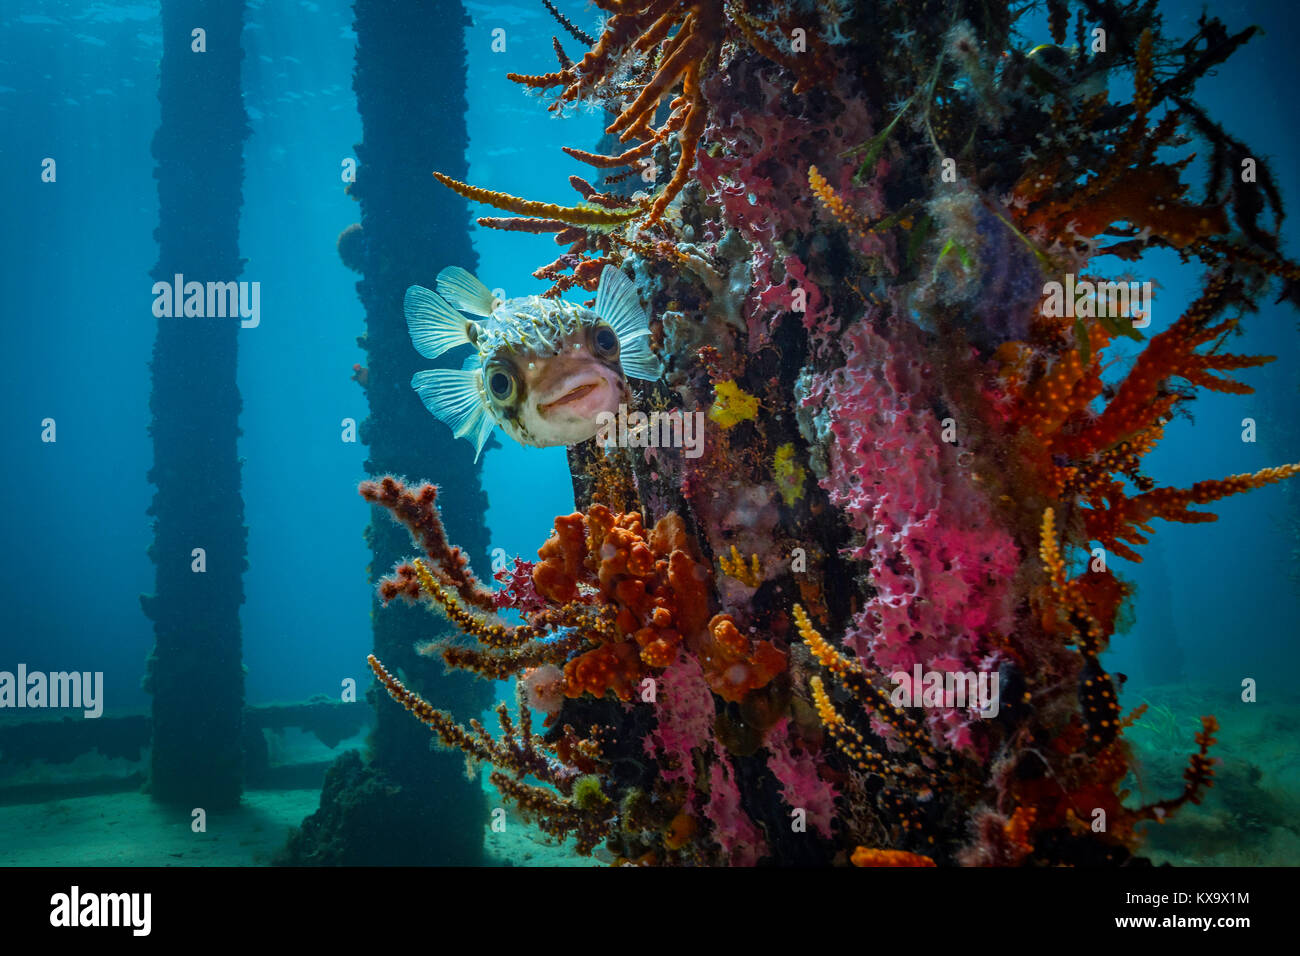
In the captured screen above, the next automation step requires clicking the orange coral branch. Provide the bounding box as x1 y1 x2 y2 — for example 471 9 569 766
1084 464 1300 562
360 476 496 611
505 69 567 89
568 175 637 208
564 139 659 169
649 60 707 223
1063 274 1271 458
851 848 937 867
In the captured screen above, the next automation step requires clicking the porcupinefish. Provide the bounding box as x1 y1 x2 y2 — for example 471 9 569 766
404 265 662 460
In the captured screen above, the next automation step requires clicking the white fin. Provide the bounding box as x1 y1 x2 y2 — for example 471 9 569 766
595 265 650 342
437 267 497 316
411 368 495 462
620 335 664 381
405 285 473 359
471 411 496 460
595 265 662 381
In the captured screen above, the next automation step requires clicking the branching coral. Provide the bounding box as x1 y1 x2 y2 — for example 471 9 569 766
431 171 641 229
717 545 761 587
1059 275 1272 458
512 0 830 222
367 654 614 854
1084 464 1300 563
995 268 1297 559
429 0 847 292
1011 29 1220 254
363 0 1297 869
359 477 497 611
363 471 799 862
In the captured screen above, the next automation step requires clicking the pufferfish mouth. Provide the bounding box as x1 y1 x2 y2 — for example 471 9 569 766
538 381 601 415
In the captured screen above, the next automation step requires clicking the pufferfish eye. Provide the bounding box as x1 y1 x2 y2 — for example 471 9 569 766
591 323 620 360
486 365 518 404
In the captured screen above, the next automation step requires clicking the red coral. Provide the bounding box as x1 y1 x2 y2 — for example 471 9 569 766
360 476 496 612
493 558 546 615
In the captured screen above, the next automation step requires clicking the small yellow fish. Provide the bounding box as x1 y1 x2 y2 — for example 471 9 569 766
405 266 662 460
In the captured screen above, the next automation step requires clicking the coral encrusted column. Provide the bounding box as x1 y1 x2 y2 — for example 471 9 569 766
280 0 492 865
141 0 250 809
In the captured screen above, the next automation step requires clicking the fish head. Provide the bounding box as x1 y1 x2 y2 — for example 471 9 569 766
406 266 662 460
482 311 630 448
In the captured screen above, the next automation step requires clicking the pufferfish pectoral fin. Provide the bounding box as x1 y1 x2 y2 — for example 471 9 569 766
405 285 475 359
411 368 496 462
594 265 663 382
437 266 497 317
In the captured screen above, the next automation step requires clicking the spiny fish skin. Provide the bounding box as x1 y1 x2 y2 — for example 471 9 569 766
405 265 662 460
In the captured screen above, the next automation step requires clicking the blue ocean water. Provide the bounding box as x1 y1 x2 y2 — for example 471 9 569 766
0 0 1296 867
3 0 605 712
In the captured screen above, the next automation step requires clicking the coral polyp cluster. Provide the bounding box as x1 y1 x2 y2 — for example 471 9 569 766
429 0 849 293
366 475 793 711
364 0 1300 865
363 475 809 863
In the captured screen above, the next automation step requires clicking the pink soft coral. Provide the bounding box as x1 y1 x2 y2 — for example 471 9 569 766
706 757 767 866
644 652 715 791
765 718 838 839
695 57 887 348
798 317 1019 754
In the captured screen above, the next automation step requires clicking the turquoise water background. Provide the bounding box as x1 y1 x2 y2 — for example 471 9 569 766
1 0 1296 732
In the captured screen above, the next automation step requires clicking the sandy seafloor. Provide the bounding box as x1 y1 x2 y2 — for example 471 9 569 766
0 725 598 867
0 782 598 867
0 686 1294 866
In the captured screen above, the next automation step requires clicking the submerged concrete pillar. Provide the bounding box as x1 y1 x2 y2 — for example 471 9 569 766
142 0 250 809
281 0 492 865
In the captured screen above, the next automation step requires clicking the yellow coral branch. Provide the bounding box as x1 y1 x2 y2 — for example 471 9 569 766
809 165 878 238
411 558 535 649
810 675 889 775
794 605 939 762
1039 508 1067 593
794 604 858 680
432 171 640 227
718 545 762 587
